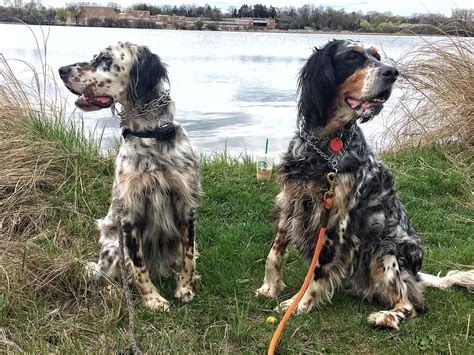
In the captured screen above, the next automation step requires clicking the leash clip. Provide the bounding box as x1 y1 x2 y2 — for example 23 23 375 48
323 171 337 209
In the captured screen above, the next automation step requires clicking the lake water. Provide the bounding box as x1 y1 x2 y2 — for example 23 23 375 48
0 24 429 157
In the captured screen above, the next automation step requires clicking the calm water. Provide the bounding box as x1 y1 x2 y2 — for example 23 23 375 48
0 24 428 156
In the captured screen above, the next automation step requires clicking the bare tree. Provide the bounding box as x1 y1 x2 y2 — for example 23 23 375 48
452 8 473 31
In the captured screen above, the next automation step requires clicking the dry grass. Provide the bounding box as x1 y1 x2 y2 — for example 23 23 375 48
382 32 474 209
386 33 473 149
0 34 119 351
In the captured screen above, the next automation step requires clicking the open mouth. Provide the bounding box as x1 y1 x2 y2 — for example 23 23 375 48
345 89 391 111
74 94 114 112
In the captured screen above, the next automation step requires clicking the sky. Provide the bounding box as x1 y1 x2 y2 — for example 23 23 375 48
35 0 472 17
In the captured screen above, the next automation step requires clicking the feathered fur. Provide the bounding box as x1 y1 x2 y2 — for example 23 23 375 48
256 40 473 329
59 42 201 310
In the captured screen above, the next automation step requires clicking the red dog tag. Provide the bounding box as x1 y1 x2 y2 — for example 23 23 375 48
329 137 343 152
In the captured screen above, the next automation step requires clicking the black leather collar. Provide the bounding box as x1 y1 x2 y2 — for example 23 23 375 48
122 122 176 141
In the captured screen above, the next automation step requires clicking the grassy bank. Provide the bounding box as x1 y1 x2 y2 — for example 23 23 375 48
1 29 473 352
1 106 473 352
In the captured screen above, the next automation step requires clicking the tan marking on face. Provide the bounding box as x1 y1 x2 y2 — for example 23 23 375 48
354 46 364 53
369 47 378 56
319 67 369 135
338 67 367 99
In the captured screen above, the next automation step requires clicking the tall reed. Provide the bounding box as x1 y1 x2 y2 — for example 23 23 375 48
386 32 473 149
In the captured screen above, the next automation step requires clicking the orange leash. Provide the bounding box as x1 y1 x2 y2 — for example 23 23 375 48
268 172 336 355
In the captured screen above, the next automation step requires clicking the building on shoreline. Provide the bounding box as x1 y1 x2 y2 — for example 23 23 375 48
66 6 117 25
66 6 276 30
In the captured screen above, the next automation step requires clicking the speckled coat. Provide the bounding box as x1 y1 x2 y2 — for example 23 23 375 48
59 42 202 310
255 40 473 330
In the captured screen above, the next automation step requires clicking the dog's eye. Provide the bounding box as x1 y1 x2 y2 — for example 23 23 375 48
348 52 361 60
93 53 113 67
373 53 381 61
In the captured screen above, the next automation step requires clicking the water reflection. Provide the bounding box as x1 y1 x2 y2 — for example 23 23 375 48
0 24 431 157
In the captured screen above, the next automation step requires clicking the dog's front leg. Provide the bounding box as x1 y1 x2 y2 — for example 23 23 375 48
277 229 350 314
86 205 120 280
121 217 170 311
175 209 197 302
256 227 290 298
277 273 333 314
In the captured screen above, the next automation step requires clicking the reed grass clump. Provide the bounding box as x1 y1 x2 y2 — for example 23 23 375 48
0 30 119 352
387 33 473 149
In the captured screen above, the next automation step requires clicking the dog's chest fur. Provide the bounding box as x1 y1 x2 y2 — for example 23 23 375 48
277 128 424 283
113 125 201 275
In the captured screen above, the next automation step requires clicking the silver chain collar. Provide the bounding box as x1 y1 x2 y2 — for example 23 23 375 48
298 117 358 171
114 90 173 121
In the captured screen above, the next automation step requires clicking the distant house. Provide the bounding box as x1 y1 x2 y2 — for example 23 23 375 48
118 10 151 20
252 18 276 30
67 6 118 25
191 17 277 31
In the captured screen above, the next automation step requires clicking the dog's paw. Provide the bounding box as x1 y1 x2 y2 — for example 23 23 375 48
255 282 285 298
174 286 194 302
85 262 102 280
367 311 399 330
144 295 170 311
275 297 311 315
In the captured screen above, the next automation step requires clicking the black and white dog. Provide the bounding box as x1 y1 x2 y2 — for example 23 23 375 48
59 42 201 310
256 40 473 329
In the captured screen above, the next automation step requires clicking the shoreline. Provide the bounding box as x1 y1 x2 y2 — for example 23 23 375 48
0 21 452 37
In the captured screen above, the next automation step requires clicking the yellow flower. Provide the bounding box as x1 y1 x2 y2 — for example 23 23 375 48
266 316 277 324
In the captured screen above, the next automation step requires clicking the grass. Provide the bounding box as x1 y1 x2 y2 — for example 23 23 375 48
1 26 472 353
1 106 473 352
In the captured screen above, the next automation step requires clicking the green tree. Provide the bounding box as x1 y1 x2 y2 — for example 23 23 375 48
195 19 203 30
359 19 372 31
56 7 70 22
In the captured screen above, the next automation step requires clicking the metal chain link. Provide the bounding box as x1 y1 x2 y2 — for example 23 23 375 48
298 117 358 171
116 90 172 119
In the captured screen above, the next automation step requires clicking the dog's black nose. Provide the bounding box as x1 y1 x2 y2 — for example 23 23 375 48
58 66 71 78
381 66 399 82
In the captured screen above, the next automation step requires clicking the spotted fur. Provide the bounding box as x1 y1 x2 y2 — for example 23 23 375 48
59 42 202 310
256 40 473 329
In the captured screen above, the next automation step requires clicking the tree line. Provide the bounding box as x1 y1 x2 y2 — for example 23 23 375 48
0 1 472 35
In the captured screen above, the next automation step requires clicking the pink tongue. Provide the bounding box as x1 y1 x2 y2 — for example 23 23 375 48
347 98 371 109
361 101 371 109
88 96 110 104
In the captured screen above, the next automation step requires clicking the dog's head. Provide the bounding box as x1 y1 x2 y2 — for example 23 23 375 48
58 42 168 111
298 40 398 134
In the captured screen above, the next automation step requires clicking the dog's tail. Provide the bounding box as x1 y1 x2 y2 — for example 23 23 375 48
418 270 474 291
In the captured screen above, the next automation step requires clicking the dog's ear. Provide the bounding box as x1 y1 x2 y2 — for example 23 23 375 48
127 46 168 107
297 42 337 129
